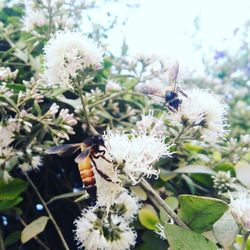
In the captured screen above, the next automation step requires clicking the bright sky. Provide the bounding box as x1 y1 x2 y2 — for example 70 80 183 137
105 0 250 71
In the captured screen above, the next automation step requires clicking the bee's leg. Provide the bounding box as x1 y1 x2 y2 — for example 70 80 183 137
90 157 112 182
167 105 176 112
177 87 188 97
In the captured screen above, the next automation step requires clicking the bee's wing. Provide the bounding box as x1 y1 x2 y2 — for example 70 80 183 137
74 147 91 163
46 143 82 156
136 82 169 99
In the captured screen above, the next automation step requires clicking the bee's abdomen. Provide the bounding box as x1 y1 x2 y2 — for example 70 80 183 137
78 157 95 188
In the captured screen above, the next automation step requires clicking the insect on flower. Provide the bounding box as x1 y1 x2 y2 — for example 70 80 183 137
46 135 112 197
138 62 188 111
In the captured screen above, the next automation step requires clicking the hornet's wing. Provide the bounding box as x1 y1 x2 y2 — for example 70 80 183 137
74 147 92 163
46 143 82 157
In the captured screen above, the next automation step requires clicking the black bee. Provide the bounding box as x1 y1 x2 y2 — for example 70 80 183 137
138 61 187 111
164 88 187 111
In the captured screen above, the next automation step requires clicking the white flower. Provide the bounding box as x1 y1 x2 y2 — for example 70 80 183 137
103 130 171 184
47 103 59 116
167 89 228 144
229 190 250 230
112 190 140 221
31 156 43 170
136 111 166 137
58 109 77 126
212 171 236 195
22 5 47 32
0 67 18 81
19 156 43 172
2 170 12 182
106 80 122 91
43 30 103 88
74 208 137 250
0 124 15 148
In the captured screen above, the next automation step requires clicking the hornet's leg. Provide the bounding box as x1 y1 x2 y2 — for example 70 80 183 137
90 156 112 182
92 153 113 163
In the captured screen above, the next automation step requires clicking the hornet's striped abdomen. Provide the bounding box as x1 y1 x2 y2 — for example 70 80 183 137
78 156 95 188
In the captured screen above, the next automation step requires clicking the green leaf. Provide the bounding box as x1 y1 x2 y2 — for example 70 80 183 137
130 186 147 201
4 231 21 248
213 210 239 248
183 143 204 153
159 168 177 181
0 179 28 200
165 197 179 210
47 190 88 204
212 151 222 161
34 100 42 116
179 195 228 232
214 162 236 176
139 231 167 250
6 83 26 92
138 206 160 230
0 197 23 211
175 165 216 175
165 224 217 250
0 95 19 113
21 216 49 244
236 235 250 250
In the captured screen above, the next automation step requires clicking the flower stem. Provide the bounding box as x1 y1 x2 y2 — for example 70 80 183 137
24 173 70 250
140 178 189 229
241 231 250 250
76 84 99 135
0 228 5 250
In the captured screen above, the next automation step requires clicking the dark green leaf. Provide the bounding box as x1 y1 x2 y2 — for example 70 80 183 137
165 224 217 250
179 195 228 232
138 231 167 250
4 231 21 248
214 162 236 176
0 179 28 200
0 197 23 211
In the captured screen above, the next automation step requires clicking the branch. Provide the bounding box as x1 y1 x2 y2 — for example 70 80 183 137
140 178 189 229
24 173 70 250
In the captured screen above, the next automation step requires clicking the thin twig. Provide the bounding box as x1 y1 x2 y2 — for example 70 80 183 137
241 231 250 250
140 178 189 229
24 173 70 250
0 228 5 250
76 84 99 135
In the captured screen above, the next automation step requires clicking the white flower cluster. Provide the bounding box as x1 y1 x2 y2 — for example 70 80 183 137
19 155 43 172
74 191 139 250
45 103 78 140
106 80 122 91
103 130 171 184
22 1 47 32
212 171 236 195
136 111 166 137
43 30 103 89
0 123 17 181
0 67 18 81
167 88 229 144
229 190 250 230
21 0 78 32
